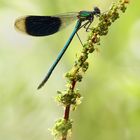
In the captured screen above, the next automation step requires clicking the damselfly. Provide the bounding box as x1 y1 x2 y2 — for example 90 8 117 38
15 6 101 89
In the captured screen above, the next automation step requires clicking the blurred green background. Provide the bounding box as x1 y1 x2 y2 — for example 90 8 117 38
0 0 140 140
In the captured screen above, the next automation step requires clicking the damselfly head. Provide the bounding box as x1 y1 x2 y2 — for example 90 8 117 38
93 6 101 16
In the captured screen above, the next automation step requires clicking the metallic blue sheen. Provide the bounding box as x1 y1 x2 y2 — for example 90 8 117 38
37 20 81 89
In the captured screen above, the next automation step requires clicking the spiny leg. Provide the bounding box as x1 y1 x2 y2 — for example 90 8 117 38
76 32 84 47
75 20 93 47
84 21 92 32
78 21 90 30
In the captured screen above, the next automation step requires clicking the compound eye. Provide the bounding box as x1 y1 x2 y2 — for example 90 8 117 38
93 6 101 15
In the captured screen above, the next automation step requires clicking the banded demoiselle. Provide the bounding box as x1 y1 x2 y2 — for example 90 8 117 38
15 7 101 89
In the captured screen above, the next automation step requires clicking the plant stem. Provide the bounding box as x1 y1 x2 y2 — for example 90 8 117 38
53 1 129 140
62 80 76 140
64 105 71 120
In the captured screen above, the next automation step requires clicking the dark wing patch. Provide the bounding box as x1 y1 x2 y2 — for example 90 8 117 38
25 16 61 36
15 13 78 36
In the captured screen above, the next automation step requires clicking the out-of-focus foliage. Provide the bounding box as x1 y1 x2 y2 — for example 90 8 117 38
0 0 139 140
